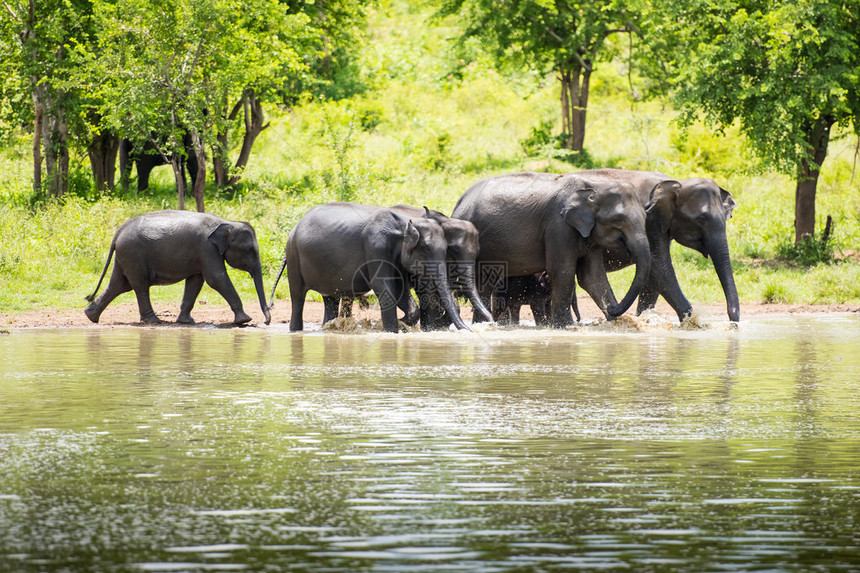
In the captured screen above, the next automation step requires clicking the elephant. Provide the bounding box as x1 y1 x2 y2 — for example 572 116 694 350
269 202 470 333
85 210 271 325
391 204 494 329
576 169 739 322
492 272 582 326
492 272 552 326
452 172 660 327
119 133 199 193
330 204 492 331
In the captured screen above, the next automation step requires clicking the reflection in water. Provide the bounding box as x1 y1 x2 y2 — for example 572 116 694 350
0 317 859 572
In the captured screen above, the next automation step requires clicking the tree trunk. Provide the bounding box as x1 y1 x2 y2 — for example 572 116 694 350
213 98 241 187
41 89 69 198
88 130 120 192
560 70 571 148
32 94 43 194
558 61 591 152
213 131 229 187
172 158 186 210
229 89 269 186
189 128 206 212
794 116 833 243
571 61 590 152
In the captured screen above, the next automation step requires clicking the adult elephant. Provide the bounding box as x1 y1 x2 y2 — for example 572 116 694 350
269 203 470 333
392 204 494 328
452 172 657 327
85 210 271 325
577 169 739 323
119 133 199 193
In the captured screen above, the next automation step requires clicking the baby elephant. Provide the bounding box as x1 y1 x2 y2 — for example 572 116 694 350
85 210 271 325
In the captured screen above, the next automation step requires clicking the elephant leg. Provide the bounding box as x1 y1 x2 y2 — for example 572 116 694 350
369 266 400 333
85 265 132 323
529 299 546 326
508 301 522 325
202 264 251 325
322 296 340 325
136 161 152 192
491 276 518 323
546 261 577 328
415 281 440 330
576 251 618 320
288 272 307 332
647 233 693 321
399 291 421 327
132 283 161 324
290 296 305 332
570 294 581 323
490 291 506 323
635 282 660 315
339 297 354 318
177 274 204 324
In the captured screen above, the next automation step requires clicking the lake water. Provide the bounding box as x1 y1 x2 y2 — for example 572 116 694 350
1 316 859 572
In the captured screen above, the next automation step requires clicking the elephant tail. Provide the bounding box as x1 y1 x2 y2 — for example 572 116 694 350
268 251 289 311
85 242 115 303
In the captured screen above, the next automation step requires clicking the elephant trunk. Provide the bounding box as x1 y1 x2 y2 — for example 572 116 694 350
252 267 272 325
606 236 652 318
459 264 493 323
707 233 740 322
433 276 470 331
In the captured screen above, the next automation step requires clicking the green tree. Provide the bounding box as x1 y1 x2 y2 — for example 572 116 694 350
1 0 93 197
659 0 860 244
442 0 636 152
82 0 311 210
282 0 376 102
212 0 376 188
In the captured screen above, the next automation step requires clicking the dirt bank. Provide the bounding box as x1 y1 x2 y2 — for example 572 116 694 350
2 296 858 329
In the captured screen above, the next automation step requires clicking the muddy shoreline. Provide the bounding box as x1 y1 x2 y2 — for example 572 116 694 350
3 297 858 329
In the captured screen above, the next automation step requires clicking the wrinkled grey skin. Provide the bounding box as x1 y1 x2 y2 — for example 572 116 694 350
577 169 739 323
392 204 494 329
269 203 470 333
85 210 271 325
452 172 654 327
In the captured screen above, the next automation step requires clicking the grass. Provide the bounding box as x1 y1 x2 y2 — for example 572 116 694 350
1 0 859 317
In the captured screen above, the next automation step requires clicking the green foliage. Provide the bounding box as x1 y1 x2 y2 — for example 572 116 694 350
762 279 791 304
441 0 632 74
82 0 312 169
661 0 860 175
520 121 556 157
281 0 377 102
1 0 860 317
520 120 599 168
776 235 835 267
669 121 759 176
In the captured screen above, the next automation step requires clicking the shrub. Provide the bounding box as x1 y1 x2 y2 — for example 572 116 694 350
775 231 834 267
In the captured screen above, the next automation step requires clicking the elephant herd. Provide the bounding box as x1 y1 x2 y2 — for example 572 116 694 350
84 168 739 331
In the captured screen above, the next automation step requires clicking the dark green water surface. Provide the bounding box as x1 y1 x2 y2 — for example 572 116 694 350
1 316 859 572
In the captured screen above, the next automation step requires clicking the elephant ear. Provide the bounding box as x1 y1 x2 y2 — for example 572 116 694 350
423 206 451 225
208 223 231 256
561 187 596 238
403 220 421 254
720 187 736 219
645 180 680 234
